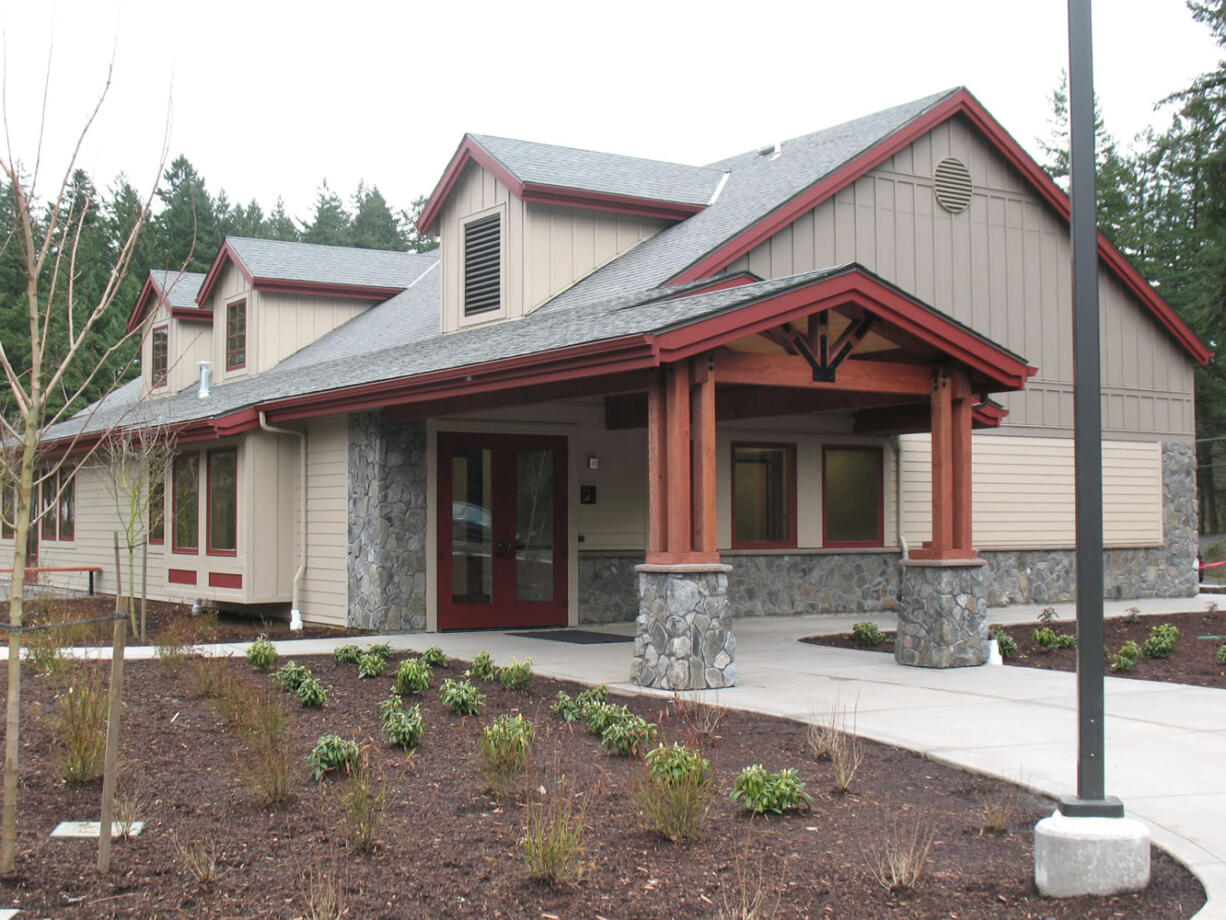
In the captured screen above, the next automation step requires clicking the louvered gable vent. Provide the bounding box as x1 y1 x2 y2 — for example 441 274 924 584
464 214 502 315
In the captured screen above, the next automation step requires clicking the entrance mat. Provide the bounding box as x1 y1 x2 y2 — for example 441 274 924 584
513 629 633 644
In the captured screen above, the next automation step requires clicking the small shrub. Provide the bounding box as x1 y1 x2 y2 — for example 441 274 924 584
811 702 864 793
1122 606 1142 624
1218 643 1226 665
470 650 495 681
1053 632 1076 649
51 664 108 783
273 660 312 693
420 645 448 667
240 691 297 804
212 671 262 730
992 627 1018 659
1037 606 1059 624
114 770 154 837
1112 640 1141 671
865 817 937 891
302 862 347 920
1142 623 1180 659
499 657 533 690
246 636 278 672
520 782 590 886
175 833 219 884
25 597 75 680
978 782 1020 834
367 643 393 662
379 695 425 749
1032 627 1075 650
185 656 229 699
730 765 813 814
296 676 328 708
392 658 432 694
675 690 725 741
338 751 386 853
308 734 360 781
333 644 362 664
851 621 885 647
582 700 627 735
599 712 658 757
154 625 192 677
439 678 484 716
552 685 608 722
357 653 387 679
633 744 714 843
479 714 535 796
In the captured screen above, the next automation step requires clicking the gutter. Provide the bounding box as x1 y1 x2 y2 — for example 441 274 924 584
259 411 307 631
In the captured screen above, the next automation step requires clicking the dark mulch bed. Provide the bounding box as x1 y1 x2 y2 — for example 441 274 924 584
3 596 371 645
803 610 1226 689
0 649 1204 918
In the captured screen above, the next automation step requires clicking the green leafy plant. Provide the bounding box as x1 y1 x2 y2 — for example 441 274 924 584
499 657 533 690
51 664 108 783
634 744 714 843
851 621 885 647
367 643 393 662
393 658 432 694
439 678 484 716
479 714 535 796
1218 643 1226 665
273 660 312 693
240 691 297 804
246 636 278 672
1122 606 1142 625
470 650 495 681
333 645 362 664
552 685 608 722
599 711 659 757
1142 623 1180 659
1111 640 1141 671
357 653 388 679
730 765 813 814
379 695 425 749
296 676 328 708
338 751 386 853
520 781 590 886
1032 627 1076 650
308 734 360 781
991 627 1018 659
582 700 627 735
420 645 448 667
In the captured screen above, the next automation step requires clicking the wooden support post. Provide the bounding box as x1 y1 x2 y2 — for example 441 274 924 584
99 533 127 873
929 369 953 555
666 362 692 555
646 369 668 555
951 369 974 553
691 355 717 555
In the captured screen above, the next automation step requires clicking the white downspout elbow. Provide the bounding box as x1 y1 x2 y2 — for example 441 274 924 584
259 412 307 631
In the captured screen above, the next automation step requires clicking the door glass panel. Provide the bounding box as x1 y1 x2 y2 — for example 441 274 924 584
451 447 492 603
515 448 554 602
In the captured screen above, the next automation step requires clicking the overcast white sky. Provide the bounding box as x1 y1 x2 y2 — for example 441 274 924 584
1 0 1221 222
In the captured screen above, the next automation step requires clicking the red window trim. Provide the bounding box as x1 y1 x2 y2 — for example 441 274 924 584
730 441 797 550
172 454 200 554
821 444 885 548
149 468 165 545
226 299 246 371
206 448 238 557
151 324 169 388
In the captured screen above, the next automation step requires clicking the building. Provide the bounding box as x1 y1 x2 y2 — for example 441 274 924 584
7 87 1207 688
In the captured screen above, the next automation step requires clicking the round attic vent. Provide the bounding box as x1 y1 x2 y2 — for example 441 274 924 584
933 157 973 213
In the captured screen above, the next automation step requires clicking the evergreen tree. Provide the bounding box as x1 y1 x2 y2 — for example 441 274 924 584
152 155 222 272
351 182 407 250
263 197 299 241
404 194 439 253
300 180 351 246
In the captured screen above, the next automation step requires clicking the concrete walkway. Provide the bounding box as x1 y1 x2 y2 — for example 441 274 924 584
57 592 1226 919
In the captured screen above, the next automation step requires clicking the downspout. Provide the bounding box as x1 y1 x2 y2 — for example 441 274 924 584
893 435 909 561
259 412 306 631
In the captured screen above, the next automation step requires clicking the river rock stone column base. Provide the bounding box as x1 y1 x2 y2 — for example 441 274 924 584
896 560 989 668
632 564 736 690
1034 811 1150 897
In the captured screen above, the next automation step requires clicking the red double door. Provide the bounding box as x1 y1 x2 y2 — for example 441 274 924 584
436 433 568 630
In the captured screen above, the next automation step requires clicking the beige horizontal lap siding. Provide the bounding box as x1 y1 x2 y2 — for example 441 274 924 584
900 434 1162 549
727 115 1195 437
299 414 349 625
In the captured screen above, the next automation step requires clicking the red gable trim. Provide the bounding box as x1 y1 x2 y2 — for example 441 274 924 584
673 88 1211 366
417 135 705 235
251 278 404 301
171 307 214 324
196 239 256 307
125 274 162 333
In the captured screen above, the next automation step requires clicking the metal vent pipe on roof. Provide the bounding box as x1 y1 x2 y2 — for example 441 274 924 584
197 361 212 398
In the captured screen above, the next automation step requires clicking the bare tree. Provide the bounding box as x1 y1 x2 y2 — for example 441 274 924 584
0 59 167 873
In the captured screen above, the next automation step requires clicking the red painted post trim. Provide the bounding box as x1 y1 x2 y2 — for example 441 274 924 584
168 568 197 585
730 441 798 550
665 362 692 555
691 356 717 556
929 371 953 555
208 572 242 589
820 444 884 548
951 369 974 552
646 369 668 555
206 448 238 556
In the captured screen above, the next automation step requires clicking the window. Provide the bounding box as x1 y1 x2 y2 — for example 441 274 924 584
151 325 168 387
463 213 501 316
149 468 165 544
822 446 883 546
226 300 246 370
1 483 14 539
38 468 74 541
207 449 237 555
732 443 796 548
172 454 199 552
58 472 74 541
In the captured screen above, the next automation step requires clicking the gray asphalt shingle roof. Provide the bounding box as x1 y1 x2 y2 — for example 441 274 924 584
226 237 440 290
469 134 725 207
149 270 206 309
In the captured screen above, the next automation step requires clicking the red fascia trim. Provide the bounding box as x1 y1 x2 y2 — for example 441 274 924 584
171 307 213 323
972 402 1008 427
168 568 197 585
126 274 162 333
418 136 525 235
519 182 705 222
251 278 406 300
196 240 256 307
655 270 1032 390
673 89 1211 366
209 572 242 589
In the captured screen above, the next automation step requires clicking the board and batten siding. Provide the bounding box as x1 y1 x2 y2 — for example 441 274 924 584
437 162 664 334
298 414 350 625
899 434 1162 549
140 301 212 399
727 114 1194 438
252 292 373 374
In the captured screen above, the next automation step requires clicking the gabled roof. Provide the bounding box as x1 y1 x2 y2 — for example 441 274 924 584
195 237 439 306
126 270 209 331
417 134 726 233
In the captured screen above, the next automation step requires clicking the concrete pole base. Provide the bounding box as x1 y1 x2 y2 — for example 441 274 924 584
1034 810 1150 897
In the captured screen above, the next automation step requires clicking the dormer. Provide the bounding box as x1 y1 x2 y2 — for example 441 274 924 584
417 134 726 334
129 270 211 398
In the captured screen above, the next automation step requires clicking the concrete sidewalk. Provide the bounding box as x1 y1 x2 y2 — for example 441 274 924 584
50 591 1226 919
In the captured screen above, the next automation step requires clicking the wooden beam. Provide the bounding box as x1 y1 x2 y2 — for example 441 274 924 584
666 362 692 555
951 368 974 553
713 349 932 395
808 313 828 357
852 402 931 435
647 369 667 554
386 370 650 422
929 369 953 555
757 326 797 354
607 387 909 430
691 356 717 555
